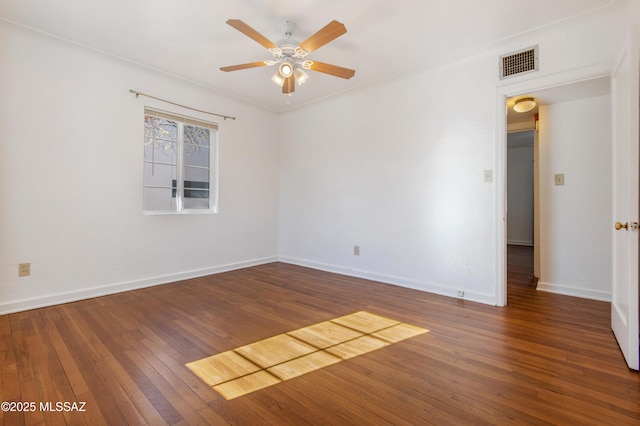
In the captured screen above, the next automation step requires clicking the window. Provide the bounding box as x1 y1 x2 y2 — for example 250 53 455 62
143 108 218 213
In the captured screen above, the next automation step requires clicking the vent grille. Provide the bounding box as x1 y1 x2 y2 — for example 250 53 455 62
500 46 538 79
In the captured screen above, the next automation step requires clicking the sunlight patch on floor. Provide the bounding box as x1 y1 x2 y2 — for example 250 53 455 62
186 311 428 400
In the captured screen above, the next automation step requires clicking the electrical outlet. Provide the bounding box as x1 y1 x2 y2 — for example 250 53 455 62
457 290 464 298
354 245 360 256
483 170 493 183
19 263 31 277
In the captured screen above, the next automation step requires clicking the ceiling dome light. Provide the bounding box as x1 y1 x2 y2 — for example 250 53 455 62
513 97 536 113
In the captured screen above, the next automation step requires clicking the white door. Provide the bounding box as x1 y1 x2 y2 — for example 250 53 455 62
611 24 639 371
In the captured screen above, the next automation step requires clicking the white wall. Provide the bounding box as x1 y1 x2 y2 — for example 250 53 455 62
279 6 626 305
537 95 612 300
279 53 500 303
507 131 534 246
0 22 280 314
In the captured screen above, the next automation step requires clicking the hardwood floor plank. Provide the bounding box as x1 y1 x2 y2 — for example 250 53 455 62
0 251 638 425
11 314 46 425
53 304 139 425
318 360 490 425
72 302 183 425
1 315 25 426
28 309 80 425
43 309 108 425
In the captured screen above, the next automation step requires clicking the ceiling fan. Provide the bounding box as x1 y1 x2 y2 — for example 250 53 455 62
220 19 355 94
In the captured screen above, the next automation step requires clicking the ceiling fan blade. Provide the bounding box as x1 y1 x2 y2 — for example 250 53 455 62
299 20 347 53
309 61 355 79
282 76 295 94
226 19 276 49
220 62 267 72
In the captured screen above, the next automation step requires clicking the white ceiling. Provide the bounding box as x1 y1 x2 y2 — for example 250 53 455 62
0 0 620 112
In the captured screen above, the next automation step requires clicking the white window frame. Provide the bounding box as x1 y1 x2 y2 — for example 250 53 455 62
143 107 219 215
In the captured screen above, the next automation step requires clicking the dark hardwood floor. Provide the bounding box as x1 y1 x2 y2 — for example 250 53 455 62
1 249 639 425
507 244 537 288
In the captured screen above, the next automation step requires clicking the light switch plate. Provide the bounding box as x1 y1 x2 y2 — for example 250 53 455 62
554 174 565 186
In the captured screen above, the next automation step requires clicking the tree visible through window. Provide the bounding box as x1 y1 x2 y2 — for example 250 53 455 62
143 108 217 213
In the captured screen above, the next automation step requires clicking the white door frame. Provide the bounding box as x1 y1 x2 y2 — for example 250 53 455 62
494 64 612 307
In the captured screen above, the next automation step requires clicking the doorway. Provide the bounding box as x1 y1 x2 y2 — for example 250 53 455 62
497 73 613 307
506 128 536 290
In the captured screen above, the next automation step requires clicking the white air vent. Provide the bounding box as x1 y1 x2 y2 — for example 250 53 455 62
500 46 538 79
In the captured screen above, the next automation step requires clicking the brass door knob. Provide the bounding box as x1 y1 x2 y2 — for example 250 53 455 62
615 221 628 230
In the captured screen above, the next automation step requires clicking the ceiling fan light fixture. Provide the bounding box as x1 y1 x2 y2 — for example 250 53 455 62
294 67 309 85
279 61 294 77
221 19 355 95
513 97 536 113
271 70 285 86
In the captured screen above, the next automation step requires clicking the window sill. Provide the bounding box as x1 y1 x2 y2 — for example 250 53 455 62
143 209 218 215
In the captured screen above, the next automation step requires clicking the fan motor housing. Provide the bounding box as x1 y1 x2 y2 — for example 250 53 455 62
276 39 299 53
